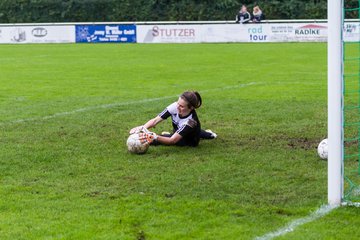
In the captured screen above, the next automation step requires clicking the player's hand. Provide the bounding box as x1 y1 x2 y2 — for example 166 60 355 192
139 132 158 144
129 126 143 134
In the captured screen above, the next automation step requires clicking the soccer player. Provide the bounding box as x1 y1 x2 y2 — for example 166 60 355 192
129 91 217 147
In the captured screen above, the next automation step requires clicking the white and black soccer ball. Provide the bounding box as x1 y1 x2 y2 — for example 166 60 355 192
127 133 149 154
317 138 328 160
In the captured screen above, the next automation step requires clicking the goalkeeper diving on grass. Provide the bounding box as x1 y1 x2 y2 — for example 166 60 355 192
129 91 217 147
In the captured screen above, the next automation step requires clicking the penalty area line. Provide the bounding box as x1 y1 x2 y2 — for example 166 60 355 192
0 95 175 126
0 82 258 126
254 204 336 240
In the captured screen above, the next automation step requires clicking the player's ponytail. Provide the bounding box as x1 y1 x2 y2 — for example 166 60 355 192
181 91 202 109
193 91 202 109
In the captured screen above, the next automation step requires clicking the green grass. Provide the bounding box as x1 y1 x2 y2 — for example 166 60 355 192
0 43 358 239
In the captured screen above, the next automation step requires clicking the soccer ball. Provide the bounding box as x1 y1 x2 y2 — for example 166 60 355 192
126 133 149 154
317 138 328 160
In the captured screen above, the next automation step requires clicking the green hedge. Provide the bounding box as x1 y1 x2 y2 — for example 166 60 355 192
0 0 355 23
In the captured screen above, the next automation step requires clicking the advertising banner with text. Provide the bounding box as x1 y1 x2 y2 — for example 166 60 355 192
0 22 358 44
0 25 75 44
343 22 360 42
75 25 136 43
137 22 359 43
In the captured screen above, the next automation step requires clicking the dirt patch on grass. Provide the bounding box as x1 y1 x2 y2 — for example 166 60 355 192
287 137 318 150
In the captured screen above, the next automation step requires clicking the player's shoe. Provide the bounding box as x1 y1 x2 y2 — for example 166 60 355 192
161 131 171 135
205 129 217 139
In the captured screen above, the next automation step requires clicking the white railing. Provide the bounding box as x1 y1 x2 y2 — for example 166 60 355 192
0 19 359 26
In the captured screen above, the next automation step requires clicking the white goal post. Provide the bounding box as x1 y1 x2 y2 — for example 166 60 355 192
328 0 344 206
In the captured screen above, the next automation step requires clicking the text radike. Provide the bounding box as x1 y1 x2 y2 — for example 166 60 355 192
295 29 320 35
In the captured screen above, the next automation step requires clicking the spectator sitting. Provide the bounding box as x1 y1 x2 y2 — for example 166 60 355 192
236 5 251 24
252 5 265 23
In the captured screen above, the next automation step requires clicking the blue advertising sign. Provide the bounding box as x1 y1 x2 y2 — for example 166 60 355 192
75 25 136 43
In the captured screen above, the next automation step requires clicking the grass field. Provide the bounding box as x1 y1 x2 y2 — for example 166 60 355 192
1 43 360 239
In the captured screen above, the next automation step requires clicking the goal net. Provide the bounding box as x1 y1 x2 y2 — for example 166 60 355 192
343 0 360 202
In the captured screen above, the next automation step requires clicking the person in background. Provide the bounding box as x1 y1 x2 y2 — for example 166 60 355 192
236 5 251 24
252 5 265 23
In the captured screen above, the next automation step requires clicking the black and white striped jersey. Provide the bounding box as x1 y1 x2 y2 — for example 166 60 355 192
159 102 201 146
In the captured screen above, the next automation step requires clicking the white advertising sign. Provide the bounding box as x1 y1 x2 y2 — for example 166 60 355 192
268 23 328 42
343 22 360 42
0 25 75 44
137 25 202 43
0 22 358 44
137 24 257 43
202 24 265 42
138 22 360 43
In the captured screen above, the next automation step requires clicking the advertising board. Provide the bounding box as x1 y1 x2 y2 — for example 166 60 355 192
344 22 360 42
0 22 358 44
0 25 75 44
137 23 331 43
75 25 136 43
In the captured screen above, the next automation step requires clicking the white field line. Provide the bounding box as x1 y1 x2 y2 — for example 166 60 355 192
254 204 336 240
0 82 258 126
342 201 360 207
3 96 175 125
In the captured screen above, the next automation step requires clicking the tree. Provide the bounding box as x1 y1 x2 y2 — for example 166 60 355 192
0 0 337 23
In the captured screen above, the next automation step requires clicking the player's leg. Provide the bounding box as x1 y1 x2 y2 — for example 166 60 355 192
200 129 217 139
